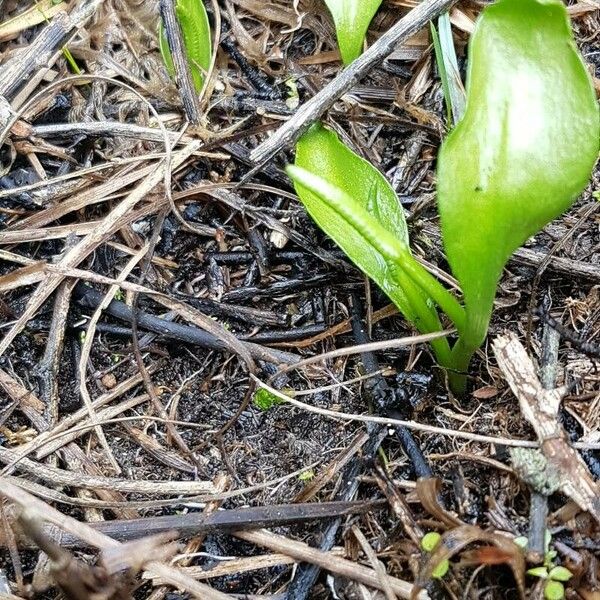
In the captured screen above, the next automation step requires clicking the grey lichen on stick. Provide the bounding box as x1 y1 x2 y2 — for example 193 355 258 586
493 332 600 524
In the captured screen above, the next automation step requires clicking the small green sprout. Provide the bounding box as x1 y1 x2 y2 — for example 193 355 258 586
253 388 285 411
522 531 573 600
420 532 450 579
323 0 383 64
527 565 573 600
298 469 315 481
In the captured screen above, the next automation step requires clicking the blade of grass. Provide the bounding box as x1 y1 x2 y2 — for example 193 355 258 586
431 12 465 125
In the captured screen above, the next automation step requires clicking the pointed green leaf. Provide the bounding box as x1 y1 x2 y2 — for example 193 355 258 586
548 567 573 582
289 125 455 367
527 567 549 579
437 0 599 347
291 125 419 322
544 580 565 600
323 0 383 64
431 13 466 125
160 0 212 93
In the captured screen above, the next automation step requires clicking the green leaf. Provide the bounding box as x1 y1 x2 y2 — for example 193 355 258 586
160 0 212 93
421 532 442 552
527 567 549 579
437 0 599 349
432 559 450 579
253 388 284 411
289 125 461 368
292 124 412 317
431 13 466 125
323 0 383 64
548 567 573 582
544 580 565 600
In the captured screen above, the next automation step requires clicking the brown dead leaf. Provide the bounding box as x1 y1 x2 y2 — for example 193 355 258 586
416 478 464 529
411 525 526 600
472 386 499 400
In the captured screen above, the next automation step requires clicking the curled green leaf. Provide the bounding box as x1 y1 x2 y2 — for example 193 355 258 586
548 567 573 582
323 0 383 64
437 0 599 355
289 124 458 367
160 0 212 93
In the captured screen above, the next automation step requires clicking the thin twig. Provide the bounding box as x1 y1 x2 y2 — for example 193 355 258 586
235 529 427 600
159 0 201 124
253 376 540 449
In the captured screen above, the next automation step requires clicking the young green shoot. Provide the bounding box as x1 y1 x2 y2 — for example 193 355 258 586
289 0 599 393
323 0 383 64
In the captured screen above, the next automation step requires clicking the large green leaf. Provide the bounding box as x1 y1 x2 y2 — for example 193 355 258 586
437 0 599 347
293 124 412 314
160 0 212 93
323 0 383 64
290 125 454 365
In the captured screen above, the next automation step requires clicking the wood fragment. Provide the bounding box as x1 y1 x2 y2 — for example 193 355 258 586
1 499 384 548
493 333 600 524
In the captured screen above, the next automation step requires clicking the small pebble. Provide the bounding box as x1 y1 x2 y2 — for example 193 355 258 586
101 373 117 389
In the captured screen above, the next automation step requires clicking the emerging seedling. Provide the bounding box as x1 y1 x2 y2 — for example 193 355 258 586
517 531 572 600
289 0 599 391
159 0 212 93
420 532 450 579
323 0 383 64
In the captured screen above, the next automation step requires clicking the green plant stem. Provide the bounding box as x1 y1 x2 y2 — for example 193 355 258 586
447 309 491 393
391 257 466 335
393 270 453 368
446 337 477 393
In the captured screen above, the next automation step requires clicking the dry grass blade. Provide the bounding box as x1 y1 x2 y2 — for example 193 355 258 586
0 141 199 358
0 479 235 599
252 375 544 448
77 245 150 475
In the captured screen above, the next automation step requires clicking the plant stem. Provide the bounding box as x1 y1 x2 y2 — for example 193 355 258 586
391 257 466 334
393 271 453 368
446 336 478 393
